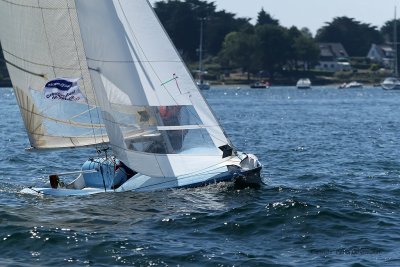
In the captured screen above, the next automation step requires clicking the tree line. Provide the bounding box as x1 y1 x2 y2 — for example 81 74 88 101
0 0 398 83
154 0 400 79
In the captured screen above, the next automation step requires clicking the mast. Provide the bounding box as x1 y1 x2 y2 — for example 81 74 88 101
394 7 398 77
198 18 205 81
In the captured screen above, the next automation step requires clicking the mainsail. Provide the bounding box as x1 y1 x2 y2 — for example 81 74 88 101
0 0 107 149
75 0 235 178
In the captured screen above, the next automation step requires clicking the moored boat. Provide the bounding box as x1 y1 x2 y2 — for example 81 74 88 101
195 18 210 90
196 79 210 90
338 81 363 89
382 9 400 90
296 78 311 89
250 81 270 89
381 77 400 90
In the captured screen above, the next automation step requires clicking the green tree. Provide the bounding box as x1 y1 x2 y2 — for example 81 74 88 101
300 27 313 38
286 26 320 70
254 24 291 77
154 0 250 61
220 17 318 79
292 34 320 70
286 26 302 69
256 8 279 26
205 11 251 56
154 0 199 60
315 16 383 57
219 28 257 80
381 19 400 43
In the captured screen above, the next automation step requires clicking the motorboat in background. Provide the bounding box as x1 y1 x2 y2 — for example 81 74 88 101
250 81 270 89
296 78 311 89
381 77 400 90
338 81 363 89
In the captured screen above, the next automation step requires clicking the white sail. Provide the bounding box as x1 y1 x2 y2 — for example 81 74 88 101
75 0 234 177
0 0 107 149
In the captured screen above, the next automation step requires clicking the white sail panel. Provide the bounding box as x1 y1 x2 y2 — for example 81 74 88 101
0 0 106 149
113 147 229 178
75 0 234 177
13 86 107 149
75 0 228 131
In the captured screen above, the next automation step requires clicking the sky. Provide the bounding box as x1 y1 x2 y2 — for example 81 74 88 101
213 0 398 35
152 0 400 35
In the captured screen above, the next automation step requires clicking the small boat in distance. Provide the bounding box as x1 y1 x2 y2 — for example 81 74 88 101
296 78 311 89
382 8 400 90
196 78 210 90
195 18 210 90
381 77 400 90
250 81 270 89
338 81 363 89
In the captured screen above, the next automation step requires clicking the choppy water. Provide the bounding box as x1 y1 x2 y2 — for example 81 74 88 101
1 86 399 266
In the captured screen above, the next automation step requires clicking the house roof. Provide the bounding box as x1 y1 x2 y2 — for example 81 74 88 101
319 43 349 59
367 43 394 59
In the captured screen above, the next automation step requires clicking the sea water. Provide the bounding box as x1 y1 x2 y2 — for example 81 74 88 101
0 86 399 266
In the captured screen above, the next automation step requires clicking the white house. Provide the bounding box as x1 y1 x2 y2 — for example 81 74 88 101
316 43 352 72
367 44 394 68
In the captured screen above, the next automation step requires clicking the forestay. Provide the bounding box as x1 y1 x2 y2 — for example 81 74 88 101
75 0 235 178
0 0 107 149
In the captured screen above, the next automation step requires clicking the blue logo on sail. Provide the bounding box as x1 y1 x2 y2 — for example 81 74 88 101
44 77 86 101
45 79 73 91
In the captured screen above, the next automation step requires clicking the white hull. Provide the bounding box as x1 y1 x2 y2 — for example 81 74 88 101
296 78 311 89
21 153 262 196
338 81 363 89
381 84 400 90
381 77 400 90
196 81 210 90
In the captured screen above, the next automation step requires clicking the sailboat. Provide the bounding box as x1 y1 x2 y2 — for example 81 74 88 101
382 7 400 90
0 0 262 195
195 18 210 90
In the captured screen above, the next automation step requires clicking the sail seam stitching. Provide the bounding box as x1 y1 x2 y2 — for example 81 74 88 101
3 50 81 71
0 0 71 10
38 1 57 79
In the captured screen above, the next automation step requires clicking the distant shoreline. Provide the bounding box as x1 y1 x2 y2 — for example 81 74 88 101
0 78 384 89
0 80 11 87
0 83 384 89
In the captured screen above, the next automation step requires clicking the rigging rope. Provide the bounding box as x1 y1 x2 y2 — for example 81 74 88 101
67 5 108 153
